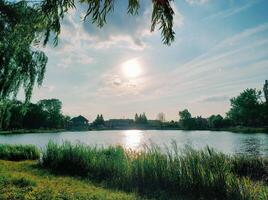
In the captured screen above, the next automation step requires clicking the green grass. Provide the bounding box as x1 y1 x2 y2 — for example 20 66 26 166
0 160 143 200
41 142 268 200
0 144 40 161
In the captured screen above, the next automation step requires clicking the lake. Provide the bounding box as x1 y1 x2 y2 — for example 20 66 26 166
0 130 268 156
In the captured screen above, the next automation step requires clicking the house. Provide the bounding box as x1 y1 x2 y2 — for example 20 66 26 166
69 115 89 130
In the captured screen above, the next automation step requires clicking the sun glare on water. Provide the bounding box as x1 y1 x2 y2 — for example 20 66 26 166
122 59 142 78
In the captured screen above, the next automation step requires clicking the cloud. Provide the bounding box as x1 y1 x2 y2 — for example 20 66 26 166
125 23 268 104
186 0 209 5
198 95 229 103
98 73 143 97
42 85 55 93
205 1 259 20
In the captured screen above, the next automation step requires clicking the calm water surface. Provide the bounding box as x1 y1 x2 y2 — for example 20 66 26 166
0 130 267 156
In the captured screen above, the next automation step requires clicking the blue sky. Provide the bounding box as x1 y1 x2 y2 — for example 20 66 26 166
29 0 268 121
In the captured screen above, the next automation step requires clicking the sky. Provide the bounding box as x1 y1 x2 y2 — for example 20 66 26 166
28 0 268 122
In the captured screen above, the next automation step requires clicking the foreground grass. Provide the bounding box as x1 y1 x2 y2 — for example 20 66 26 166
0 160 144 200
0 144 40 161
42 142 268 200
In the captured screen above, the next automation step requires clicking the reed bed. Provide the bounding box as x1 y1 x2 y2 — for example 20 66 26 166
41 141 268 200
0 144 40 161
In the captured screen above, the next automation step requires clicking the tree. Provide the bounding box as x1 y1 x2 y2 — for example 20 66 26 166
0 1 48 102
135 113 139 122
179 109 191 121
23 103 48 129
1 0 176 101
263 80 268 125
208 114 224 129
7 100 24 129
227 89 263 126
134 113 148 124
92 114 105 127
38 99 63 128
179 109 194 129
0 100 12 130
264 80 268 104
157 112 166 122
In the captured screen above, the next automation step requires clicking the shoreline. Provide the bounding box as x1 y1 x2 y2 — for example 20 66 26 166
0 129 66 135
0 127 268 135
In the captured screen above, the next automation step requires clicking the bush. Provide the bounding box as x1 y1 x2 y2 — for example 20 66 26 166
0 144 40 161
41 142 268 200
231 155 268 183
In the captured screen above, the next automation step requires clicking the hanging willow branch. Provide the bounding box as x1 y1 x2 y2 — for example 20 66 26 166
40 0 175 46
0 0 48 102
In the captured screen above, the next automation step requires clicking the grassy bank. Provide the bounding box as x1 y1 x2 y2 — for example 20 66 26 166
42 142 268 200
0 144 40 161
0 160 143 200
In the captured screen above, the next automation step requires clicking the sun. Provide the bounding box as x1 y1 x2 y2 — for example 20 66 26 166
122 59 142 78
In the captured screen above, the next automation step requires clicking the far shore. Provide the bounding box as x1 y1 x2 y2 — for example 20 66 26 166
1 126 268 135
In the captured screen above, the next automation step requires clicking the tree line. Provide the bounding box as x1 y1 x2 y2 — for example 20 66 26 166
1 80 267 131
0 99 69 130
178 80 268 130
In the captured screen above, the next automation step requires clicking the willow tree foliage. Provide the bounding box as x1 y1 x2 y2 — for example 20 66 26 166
0 0 175 101
40 0 175 45
0 1 48 102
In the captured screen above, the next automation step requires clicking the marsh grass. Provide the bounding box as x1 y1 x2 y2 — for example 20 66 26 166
0 144 40 161
41 141 268 200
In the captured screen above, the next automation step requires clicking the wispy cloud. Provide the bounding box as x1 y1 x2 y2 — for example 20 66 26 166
205 0 260 20
197 95 229 103
186 0 209 6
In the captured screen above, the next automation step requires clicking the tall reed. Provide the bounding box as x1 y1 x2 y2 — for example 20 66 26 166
41 141 268 200
0 144 40 161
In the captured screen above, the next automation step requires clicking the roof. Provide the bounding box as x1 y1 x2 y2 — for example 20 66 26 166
71 115 89 123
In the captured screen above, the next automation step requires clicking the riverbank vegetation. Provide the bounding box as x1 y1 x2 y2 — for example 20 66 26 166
0 143 267 199
41 142 268 200
1 81 268 133
0 144 40 161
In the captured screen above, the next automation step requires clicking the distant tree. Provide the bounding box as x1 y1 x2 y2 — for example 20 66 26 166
100 114 104 124
195 116 209 130
0 98 68 130
38 99 63 128
7 100 24 129
134 113 148 124
264 80 268 103
179 109 194 129
179 109 192 121
208 114 224 129
157 112 166 122
92 114 105 127
141 113 148 124
23 103 47 129
135 113 139 122
0 100 12 130
227 89 263 126
263 80 268 125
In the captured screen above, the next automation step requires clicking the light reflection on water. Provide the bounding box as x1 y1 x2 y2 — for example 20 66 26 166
123 130 144 149
0 130 267 156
